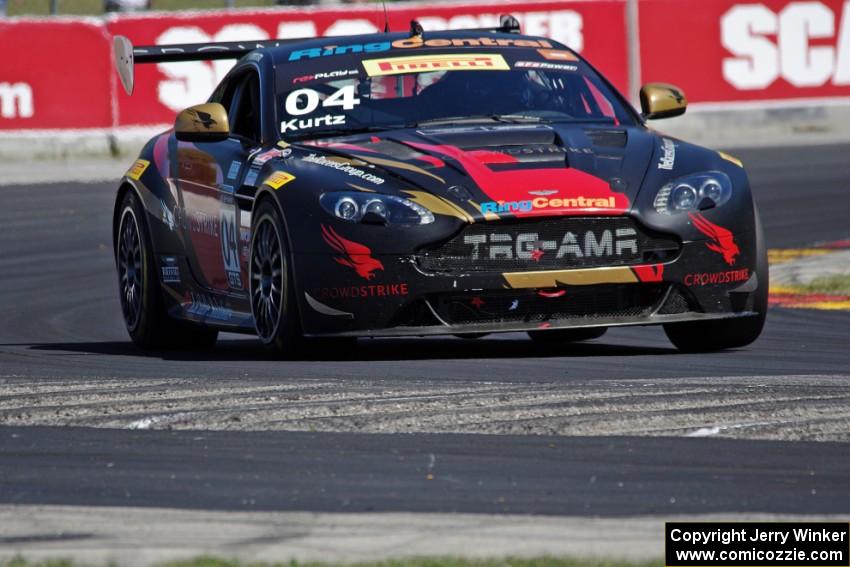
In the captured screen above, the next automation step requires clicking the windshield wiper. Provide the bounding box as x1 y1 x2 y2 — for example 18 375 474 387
495 115 618 124
492 114 545 123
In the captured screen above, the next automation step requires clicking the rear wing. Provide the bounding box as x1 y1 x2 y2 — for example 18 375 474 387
113 15 521 95
114 35 301 95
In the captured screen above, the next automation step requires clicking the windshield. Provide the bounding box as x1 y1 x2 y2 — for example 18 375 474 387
275 46 636 140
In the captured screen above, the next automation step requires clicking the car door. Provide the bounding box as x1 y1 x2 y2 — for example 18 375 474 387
176 68 262 295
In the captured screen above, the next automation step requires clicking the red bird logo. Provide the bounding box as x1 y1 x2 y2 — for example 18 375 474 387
689 212 740 266
321 224 384 280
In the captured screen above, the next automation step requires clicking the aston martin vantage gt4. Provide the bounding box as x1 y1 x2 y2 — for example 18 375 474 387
111 21 767 355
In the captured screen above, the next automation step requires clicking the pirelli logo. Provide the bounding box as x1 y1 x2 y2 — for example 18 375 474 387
126 159 150 181
264 171 296 190
362 53 510 77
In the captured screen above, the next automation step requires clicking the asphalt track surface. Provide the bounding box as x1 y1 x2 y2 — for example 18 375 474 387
1 144 850 518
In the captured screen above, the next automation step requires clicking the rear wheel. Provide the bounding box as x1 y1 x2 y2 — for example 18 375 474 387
528 327 607 346
663 209 768 352
115 190 218 350
249 199 301 356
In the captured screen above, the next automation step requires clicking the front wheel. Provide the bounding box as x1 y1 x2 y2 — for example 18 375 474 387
663 209 768 352
115 190 218 350
249 199 301 356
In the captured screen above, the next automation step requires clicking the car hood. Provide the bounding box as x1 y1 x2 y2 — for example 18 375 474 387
300 123 657 222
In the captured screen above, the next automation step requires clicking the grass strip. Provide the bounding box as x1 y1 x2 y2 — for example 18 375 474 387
775 274 850 296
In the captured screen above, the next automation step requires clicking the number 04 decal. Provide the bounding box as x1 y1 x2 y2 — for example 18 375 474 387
284 85 360 116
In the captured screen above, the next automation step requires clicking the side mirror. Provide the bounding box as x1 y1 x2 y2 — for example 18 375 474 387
640 83 687 120
175 103 229 142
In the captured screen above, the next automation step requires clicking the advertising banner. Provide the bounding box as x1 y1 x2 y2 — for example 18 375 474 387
5 1 850 131
0 20 113 130
639 0 850 104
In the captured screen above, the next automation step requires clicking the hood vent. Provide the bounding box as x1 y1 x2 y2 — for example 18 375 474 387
585 129 627 148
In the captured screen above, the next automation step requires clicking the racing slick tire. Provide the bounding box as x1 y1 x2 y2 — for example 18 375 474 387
663 210 769 352
115 191 218 350
528 327 608 345
249 198 302 357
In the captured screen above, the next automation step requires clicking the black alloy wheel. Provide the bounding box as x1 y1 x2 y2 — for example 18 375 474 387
117 206 143 332
115 190 218 350
249 199 300 355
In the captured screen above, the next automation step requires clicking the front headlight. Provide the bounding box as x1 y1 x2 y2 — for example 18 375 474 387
654 171 732 214
320 191 435 225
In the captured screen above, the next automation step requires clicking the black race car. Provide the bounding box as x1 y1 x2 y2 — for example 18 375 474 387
111 17 767 355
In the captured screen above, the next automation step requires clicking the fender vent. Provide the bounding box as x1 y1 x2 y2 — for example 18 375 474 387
585 129 627 148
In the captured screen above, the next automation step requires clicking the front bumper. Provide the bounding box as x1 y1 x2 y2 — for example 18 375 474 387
294 229 762 338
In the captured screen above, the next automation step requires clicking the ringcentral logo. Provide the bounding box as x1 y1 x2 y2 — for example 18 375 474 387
480 196 617 214
463 228 638 260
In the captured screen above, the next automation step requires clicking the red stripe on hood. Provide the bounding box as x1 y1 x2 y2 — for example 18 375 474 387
405 142 629 217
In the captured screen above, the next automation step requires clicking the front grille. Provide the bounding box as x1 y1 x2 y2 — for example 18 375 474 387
417 217 680 274
431 284 669 326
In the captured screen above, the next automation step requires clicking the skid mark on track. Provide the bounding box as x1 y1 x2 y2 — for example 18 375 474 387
1 375 849 441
